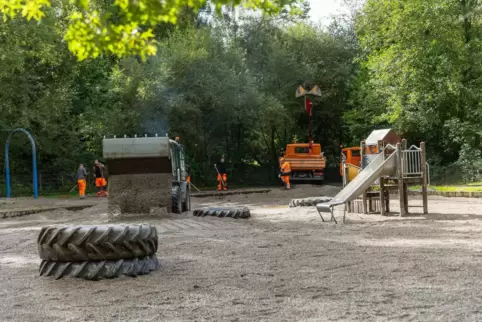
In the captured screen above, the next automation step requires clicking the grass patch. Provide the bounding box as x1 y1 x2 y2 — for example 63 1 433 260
410 185 482 192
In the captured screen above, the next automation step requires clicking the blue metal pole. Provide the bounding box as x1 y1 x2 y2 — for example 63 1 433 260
4 128 38 199
5 141 10 198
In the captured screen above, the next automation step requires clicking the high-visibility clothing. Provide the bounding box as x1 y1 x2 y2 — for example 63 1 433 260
217 173 227 191
187 176 191 183
280 161 291 189
95 177 107 187
78 179 86 198
95 177 108 197
281 161 291 174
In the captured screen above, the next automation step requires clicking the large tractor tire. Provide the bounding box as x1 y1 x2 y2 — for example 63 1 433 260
193 206 250 219
171 185 183 214
37 224 158 262
39 255 159 280
289 196 332 207
182 185 191 212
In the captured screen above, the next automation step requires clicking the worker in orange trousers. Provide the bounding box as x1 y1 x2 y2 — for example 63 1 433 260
279 158 291 189
93 160 108 197
76 164 88 199
216 158 228 191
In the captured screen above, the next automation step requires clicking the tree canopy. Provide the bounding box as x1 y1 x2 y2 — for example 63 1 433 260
0 0 304 60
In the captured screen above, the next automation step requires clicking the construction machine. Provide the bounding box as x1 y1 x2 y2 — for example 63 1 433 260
282 142 326 183
339 146 361 182
102 135 190 217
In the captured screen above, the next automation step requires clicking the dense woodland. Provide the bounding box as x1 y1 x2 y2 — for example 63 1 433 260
1 0 481 194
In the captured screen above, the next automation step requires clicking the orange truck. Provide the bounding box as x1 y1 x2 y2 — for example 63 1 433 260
339 146 361 182
283 143 326 183
339 147 361 176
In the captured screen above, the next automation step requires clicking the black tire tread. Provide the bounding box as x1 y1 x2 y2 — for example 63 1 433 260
37 224 158 262
289 197 332 208
172 186 182 214
39 255 159 280
193 207 250 219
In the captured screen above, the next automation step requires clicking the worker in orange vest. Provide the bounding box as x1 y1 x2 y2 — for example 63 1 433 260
216 158 228 191
76 164 88 199
186 165 191 183
93 160 108 197
279 157 291 189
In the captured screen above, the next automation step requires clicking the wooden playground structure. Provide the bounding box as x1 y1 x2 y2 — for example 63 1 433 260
342 129 429 217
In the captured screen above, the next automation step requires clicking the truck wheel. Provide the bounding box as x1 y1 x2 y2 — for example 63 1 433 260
39 255 159 280
37 224 158 262
171 185 182 214
182 186 191 212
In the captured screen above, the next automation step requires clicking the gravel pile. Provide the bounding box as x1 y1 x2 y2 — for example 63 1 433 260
107 173 172 220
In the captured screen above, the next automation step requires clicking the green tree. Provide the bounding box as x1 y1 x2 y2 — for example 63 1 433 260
354 0 482 181
0 0 304 60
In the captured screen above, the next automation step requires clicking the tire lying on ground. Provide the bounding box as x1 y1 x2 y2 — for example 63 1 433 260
193 206 250 219
38 224 158 262
39 255 159 280
289 197 332 208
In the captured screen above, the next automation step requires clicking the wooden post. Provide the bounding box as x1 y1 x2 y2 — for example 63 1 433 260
397 142 406 217
386 189 390 213
380 178 386 216
403 183 409 214
401 138 407 150
377 139 384 157
401 139 407 175
362 193 367 214
420 142 428 214
360 140 368 214
343 161 352 213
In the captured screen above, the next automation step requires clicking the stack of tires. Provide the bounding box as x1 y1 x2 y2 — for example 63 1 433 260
37 224 159 280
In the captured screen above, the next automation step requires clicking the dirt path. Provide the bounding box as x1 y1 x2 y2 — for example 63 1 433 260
1 186 482 321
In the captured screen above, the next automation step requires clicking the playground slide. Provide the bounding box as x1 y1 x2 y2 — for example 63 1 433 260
316 152 397 213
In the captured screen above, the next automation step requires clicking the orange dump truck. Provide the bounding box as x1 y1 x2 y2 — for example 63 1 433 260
340 146 361 182
339 147 361 176
283 143 326 182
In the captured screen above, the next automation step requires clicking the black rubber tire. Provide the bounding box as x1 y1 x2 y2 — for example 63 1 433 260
39 255 159 280
171 185 182 214
289 197 332 208
37 224 158 262
182 185 191 212
193 206 250 219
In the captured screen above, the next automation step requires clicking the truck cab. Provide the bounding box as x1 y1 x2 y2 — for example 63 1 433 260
339 147 361 176
283 143 326 182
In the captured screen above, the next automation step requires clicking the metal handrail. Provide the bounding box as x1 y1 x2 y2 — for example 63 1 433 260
407 145 421 151
385 143 397 149
402 149 422 176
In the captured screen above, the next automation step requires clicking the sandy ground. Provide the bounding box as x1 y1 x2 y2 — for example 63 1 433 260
2 185 482 321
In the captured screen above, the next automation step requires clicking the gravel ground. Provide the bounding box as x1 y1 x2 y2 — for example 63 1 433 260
1 185 482 321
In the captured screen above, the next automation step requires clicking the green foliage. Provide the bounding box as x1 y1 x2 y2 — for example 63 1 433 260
1 0 304 60
0 2 360 192
354 0 482 182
